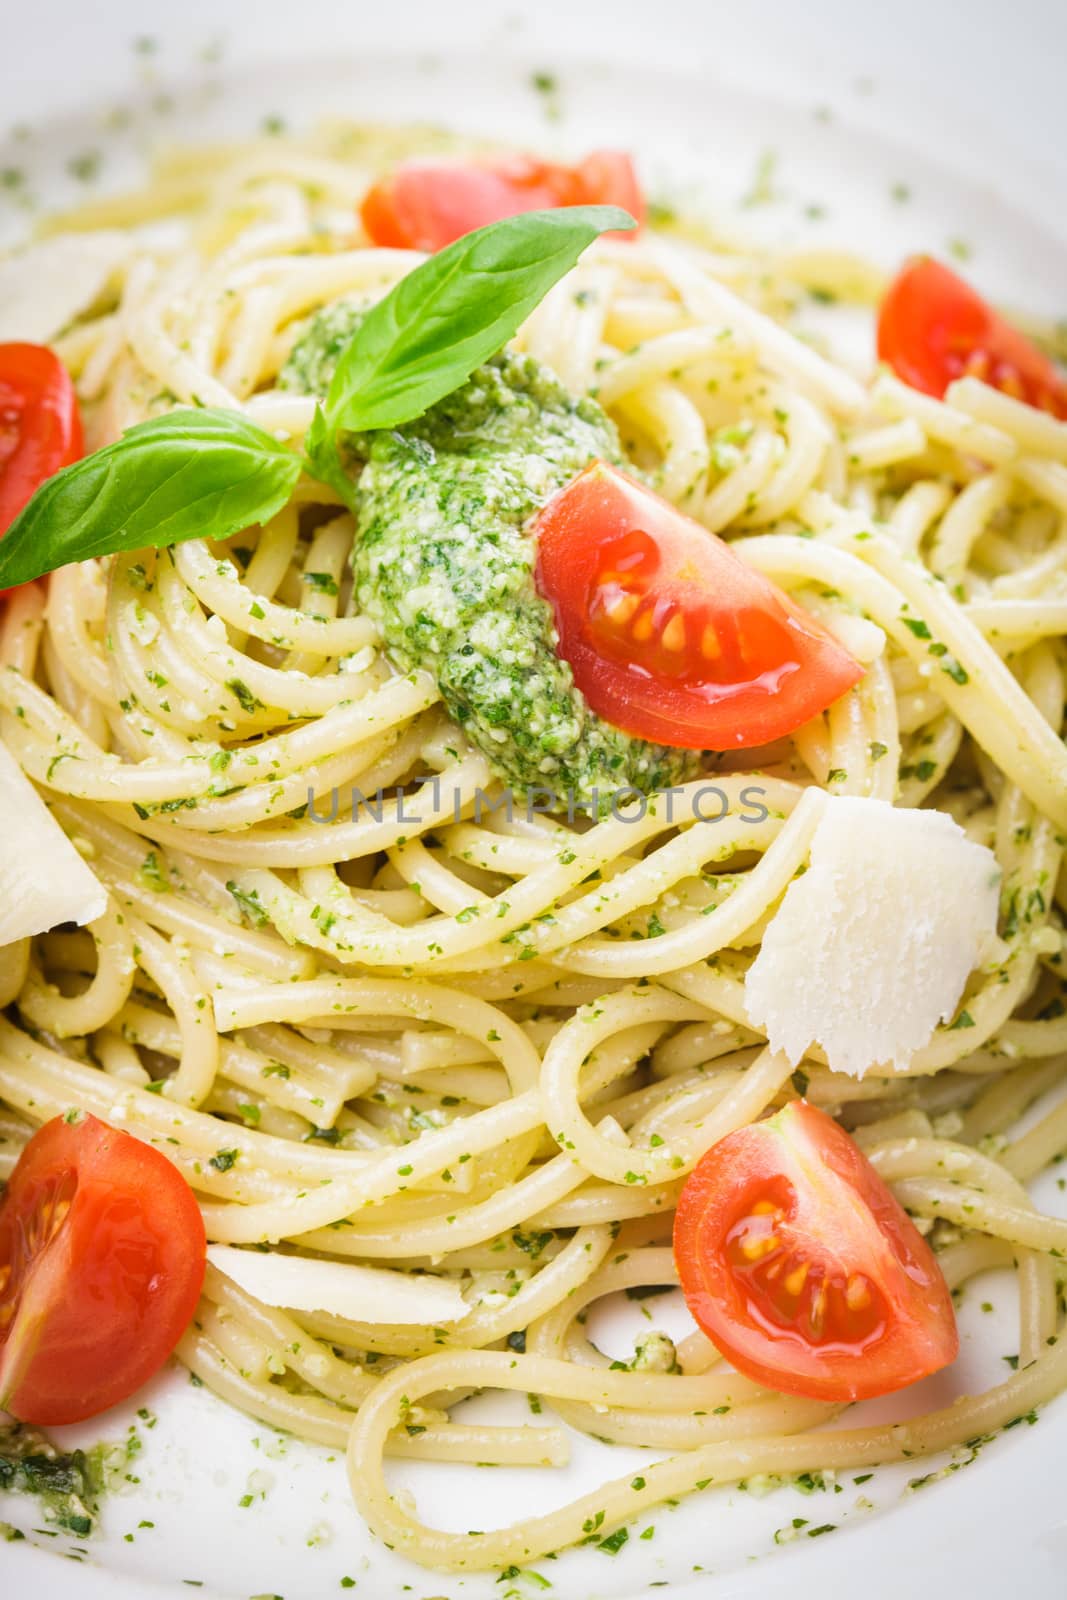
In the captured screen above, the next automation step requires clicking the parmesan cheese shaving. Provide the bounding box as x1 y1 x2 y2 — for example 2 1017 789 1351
744 797 1000 1077
0 232 127 343
0 741 107 941
206 1244 468 1325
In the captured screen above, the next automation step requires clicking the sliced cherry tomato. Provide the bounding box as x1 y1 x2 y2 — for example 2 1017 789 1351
360 149 644 253
878 256 1067 418
533 461 864 750
574 149 646 230
0 1113 206 1425
0 342 84 534
0 342 84 601
673 1100 958 1402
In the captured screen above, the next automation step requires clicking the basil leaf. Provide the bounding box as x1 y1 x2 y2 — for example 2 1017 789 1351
316 204 635 441
0 208 633 587
0 408 302 588
304 402 354 507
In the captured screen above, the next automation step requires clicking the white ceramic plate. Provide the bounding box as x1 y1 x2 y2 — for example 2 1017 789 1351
2 1 1067 1595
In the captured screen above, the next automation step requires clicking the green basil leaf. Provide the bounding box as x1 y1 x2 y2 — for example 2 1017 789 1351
0 408 302 588
318 204 635 438
304 401 354 508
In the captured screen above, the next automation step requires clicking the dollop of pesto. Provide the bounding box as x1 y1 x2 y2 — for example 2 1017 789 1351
282 305 701 799
280 298 369 399
0 1422 108 1538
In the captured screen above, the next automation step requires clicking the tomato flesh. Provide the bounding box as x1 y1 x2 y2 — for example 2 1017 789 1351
0 342 84 532
534 462 864 750
878 256 1067 418
360 150 644 252
0 342 84 600
573 150 645 232
0 1113 206 1425
674 1101 958 1402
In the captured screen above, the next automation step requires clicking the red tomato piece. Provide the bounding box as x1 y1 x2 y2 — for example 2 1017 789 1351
674 1101 959 1402
0 342 84 534
0 1113 206 1425
575 149 646 232
533 461 864 750
878 256 1067 418
0 342 84 601
360 149 643 252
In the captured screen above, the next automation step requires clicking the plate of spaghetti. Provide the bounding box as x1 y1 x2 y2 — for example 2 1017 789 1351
1 2 1066 1596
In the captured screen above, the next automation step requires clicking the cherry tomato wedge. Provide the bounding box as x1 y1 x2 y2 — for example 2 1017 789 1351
0 342 84 538
360 150 644 253
0 1113 206 1425
573 150 645 231
533 461 864 750
878 256 1067 418
674 1101 958 1402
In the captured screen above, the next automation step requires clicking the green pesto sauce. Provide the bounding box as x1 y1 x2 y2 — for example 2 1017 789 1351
280 298 367 398
0 1422 113 1537
282 306 701 800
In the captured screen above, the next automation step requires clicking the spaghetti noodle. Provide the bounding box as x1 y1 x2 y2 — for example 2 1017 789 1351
1 123 1066 1573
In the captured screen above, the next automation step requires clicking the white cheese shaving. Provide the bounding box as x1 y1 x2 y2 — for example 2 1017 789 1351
206 1244 467 1325
0 741 107 941
744 797 1000 1077
0 232 127 343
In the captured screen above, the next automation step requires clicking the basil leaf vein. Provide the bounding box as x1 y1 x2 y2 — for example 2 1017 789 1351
0 409 302 589
316 203 635 439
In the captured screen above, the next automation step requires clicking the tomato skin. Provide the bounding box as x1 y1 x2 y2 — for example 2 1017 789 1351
878 256 1067 418
534 461 864 750
0 1114 206 1425
360 150 643 252
0 342 84 602
575 149 646 233
674 1101 958 1403
0 342 84 532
